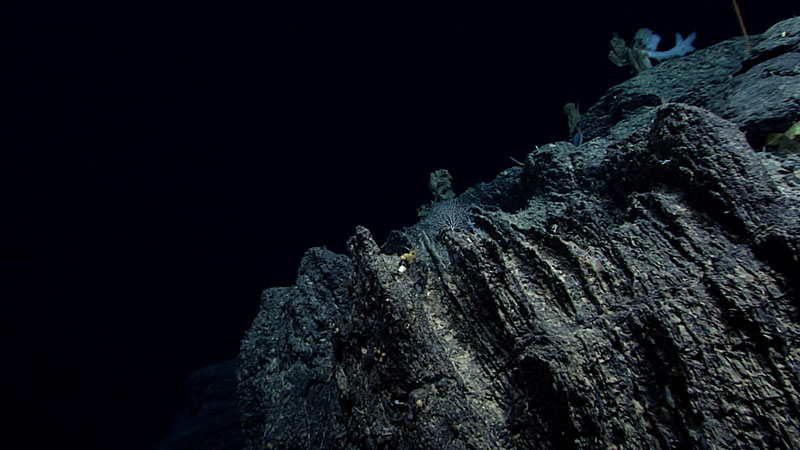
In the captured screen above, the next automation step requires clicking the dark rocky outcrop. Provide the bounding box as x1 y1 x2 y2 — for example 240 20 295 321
155 360 243 450
237 18 800 449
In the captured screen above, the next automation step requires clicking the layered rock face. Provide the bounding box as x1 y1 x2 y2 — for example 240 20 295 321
238 18 800 449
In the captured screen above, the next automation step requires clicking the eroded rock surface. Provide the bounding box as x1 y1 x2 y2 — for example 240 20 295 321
238 18 800 449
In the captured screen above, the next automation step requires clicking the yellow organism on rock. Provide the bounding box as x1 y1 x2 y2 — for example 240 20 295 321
399 248 417 268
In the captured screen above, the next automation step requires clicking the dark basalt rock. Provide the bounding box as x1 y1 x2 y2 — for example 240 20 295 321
236 18 800 449
154 360 243 450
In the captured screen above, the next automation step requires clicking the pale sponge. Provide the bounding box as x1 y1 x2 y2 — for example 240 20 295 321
642 29 697 61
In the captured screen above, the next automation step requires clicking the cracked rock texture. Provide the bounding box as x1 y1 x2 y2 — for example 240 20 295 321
237 17 800 449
